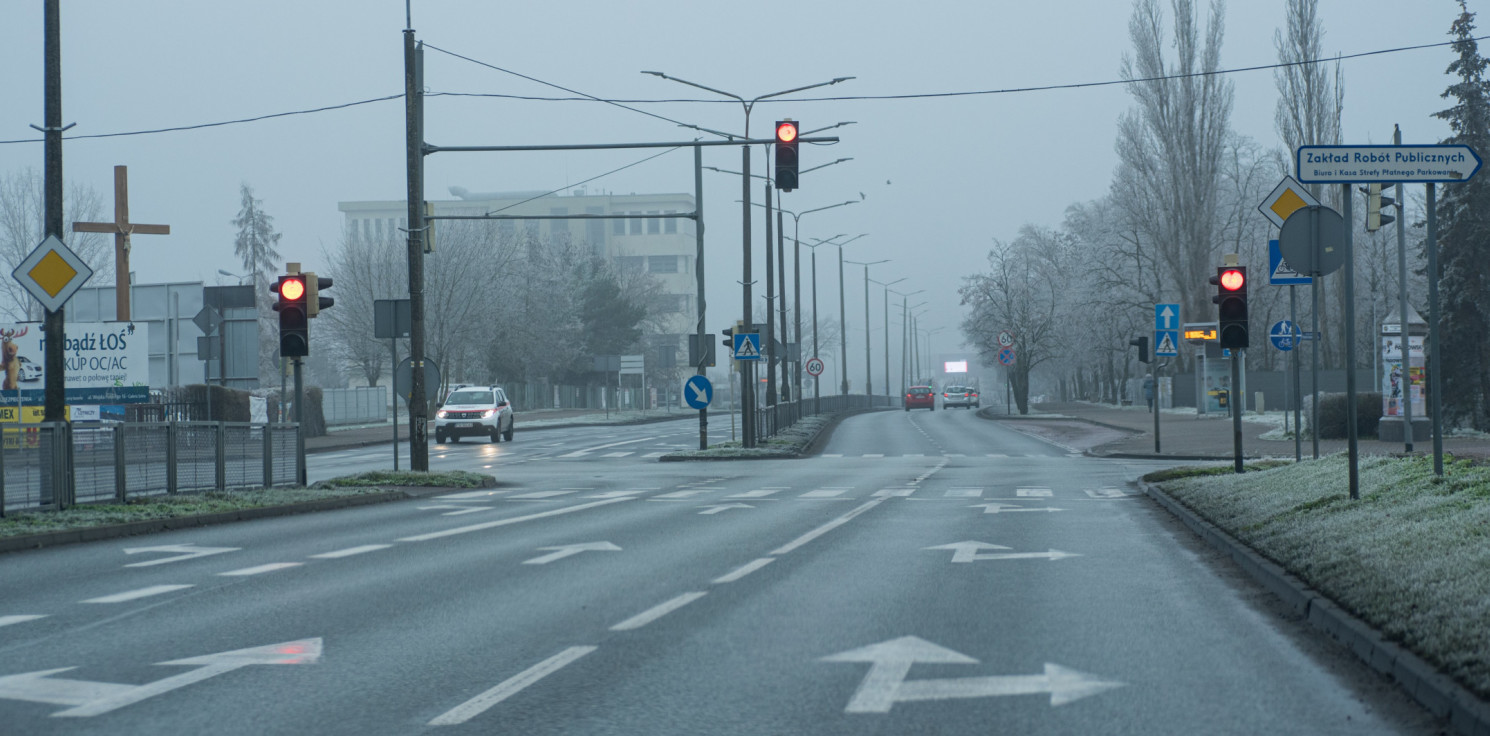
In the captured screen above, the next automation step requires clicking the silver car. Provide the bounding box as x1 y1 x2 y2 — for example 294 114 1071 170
942 386 980 409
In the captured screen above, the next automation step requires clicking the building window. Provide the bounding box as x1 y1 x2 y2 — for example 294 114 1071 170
665 210 678 234
586 207 605 251
629 211 643 235
613 212 626 235
648 255 678 273
647 211 661 234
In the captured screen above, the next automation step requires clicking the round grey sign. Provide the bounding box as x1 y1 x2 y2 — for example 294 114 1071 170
394 356 441 405
1278 205 1347 276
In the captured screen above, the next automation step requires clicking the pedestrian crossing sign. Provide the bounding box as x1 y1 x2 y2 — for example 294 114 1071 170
733 332 761 361
1154 330 1179 357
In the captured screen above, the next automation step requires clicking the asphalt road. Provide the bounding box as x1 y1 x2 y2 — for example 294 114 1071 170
0 409 1444 734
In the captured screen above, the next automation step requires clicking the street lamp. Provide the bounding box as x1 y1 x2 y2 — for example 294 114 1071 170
642 72 853 444
833 234 868 395
872 277 907 402
893 292 925 396
217 269 249 285
801 234 846 412
846 259 888 397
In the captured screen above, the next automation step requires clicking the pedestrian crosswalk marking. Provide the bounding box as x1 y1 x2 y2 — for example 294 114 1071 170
1016 488 1053 497
872 488 917 497
728 490 779 498
801 489 847 498
601 451 635 458
945 488 982 498
508 491 573 500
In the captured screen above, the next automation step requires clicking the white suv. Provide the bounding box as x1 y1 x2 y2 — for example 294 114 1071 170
435 386 515 444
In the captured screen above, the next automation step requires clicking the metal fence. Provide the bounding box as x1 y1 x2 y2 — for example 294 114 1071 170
323 386 389 426
753 394 900 441
0 421 301 516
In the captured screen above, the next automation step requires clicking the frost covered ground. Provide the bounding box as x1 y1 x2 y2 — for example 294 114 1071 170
1153 455 1490 699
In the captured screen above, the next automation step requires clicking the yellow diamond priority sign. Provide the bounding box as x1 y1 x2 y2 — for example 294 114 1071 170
1258 175 1321 229
13 235 94 313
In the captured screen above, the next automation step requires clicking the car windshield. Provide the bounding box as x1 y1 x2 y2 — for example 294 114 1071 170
445 391 494 405
910 388 931 395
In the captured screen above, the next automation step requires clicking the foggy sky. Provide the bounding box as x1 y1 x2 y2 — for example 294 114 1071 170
0 0 1465 382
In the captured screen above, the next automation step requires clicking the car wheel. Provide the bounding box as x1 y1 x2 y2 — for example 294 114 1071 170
435 433 446 444
490 426 501 443
503 421 514 442
904 406 910 412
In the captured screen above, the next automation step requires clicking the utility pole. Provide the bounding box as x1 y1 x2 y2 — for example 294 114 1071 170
403 22 429 470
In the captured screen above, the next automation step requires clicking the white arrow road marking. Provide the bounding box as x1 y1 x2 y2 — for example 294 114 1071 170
122 544 239 568
81 585 193 604
823 636 1123 713
0 615 46 628
969 503 1066 515
218 563 303 577
0 638 321 717
1015 488 1053 497
697 503 753 515
429 646 596 726
398 498 633 542
522 542 621 565
923 541 1013 563
1084 488 1131 499
557 436 658 458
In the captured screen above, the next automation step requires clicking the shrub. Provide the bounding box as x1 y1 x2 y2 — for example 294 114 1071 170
1308 391 1382 439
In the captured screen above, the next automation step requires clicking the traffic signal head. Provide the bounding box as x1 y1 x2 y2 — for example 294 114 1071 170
305 272 334 317
775 120 799 191
1210 266 1249 349
1365 183 1396 232
273 274 309 357
1129 336 1150 364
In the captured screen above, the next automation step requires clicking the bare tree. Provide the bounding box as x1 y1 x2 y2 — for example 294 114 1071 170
0 168 111 321
1116 0 1235 343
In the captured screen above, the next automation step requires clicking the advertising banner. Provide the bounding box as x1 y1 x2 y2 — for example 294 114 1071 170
0 322 150 408
1382 335 1426 418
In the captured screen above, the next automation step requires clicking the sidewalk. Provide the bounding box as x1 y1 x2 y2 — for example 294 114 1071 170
305 407 689 454
1005 401 1490 461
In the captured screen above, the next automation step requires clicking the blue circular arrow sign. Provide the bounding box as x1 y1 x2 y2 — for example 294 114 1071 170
683 375 713 410
1270 320 1298 351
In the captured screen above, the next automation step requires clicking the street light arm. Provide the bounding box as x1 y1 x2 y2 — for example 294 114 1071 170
800 200 859 217
754 77 855 102
803 122 856 136
800 158 854 175
640 71 744 102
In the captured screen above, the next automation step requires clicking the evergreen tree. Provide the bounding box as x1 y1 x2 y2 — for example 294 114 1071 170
1433 1 1490 429
232 184 284 383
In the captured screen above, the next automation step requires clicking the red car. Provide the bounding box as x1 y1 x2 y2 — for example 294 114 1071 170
905 385 936 411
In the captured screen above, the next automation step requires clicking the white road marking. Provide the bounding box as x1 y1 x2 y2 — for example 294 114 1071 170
862 453 885 458
218 563 303 577
609 592 708 631
697 503 754 515
822 453 844 458
1016 488 1053 497
0 615 46 628
800 489 847 498
643 452 667 458
712 558 774 584
600 451 634 458
122 544 239 568
435 490 506 500
902 453 925 457
309 544 392 559
872 488 917 497
771 498 888 556
583 491 642 498
522 542 622 565
945 488 983 498
653 490 708 499
557 436 659 458
1085 488 1130 499
428 646 597 726
985 453 1009 458
970 503 1066 515
398 498 633 542
924 541 1014 562
82 585 193 604
727 490 779 498
507 491 574 500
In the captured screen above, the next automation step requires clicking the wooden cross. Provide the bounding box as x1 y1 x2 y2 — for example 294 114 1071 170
71 165 170 321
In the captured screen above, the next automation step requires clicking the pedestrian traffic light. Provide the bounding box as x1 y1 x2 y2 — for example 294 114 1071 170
1129 336 1149 364
1365 183 1395 232
305 272 334 317
774 120 799 191
273 274 309 357
1210 266 1248 350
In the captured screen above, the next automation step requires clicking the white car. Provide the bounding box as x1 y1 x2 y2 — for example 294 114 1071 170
16 356 41 382
434 386 515 444
942 386 980 409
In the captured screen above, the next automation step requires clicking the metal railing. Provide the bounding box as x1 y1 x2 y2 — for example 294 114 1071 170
0 421 301 516
752 394 900 441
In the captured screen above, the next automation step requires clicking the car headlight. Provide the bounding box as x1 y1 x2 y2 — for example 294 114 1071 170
436 410 448 419
481 409 496 418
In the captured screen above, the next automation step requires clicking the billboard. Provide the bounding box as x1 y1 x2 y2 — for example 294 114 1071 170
0 322 151 405
943 360 968 373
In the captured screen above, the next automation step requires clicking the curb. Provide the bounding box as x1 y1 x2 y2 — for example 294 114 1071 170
1143 481 1490 736
0 491 409 556
309 413 688 454
657 407 888 462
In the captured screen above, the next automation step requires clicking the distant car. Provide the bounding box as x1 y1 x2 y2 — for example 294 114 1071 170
16 356 41 382
942 386 980 409
904 385 936 411
434 386 515 444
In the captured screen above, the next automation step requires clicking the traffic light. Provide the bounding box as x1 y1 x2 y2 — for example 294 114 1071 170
1129 336 1149 364
1365 183 1395 232
305 272 334 317
774 120 799 191
1210 266 1248 350
273 274 309 357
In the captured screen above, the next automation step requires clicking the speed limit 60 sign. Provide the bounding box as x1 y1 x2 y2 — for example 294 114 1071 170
805 357 825 377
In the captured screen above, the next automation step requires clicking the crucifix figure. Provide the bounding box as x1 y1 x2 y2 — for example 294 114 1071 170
72 165 170 321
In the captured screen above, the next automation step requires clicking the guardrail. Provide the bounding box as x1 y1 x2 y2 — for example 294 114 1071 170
0 421 301 517
753 394 901 441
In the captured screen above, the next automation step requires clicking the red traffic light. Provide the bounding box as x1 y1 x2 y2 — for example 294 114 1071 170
280 276 306 301
1217 268 1245 291
775 121 798 144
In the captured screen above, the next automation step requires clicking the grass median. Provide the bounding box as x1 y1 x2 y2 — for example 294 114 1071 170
1149 454 1490 700
0 470 494 540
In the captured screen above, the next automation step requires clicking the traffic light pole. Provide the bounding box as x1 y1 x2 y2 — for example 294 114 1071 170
294 357 306 486
1343 184 1360 500
694 145 708 451
741 144 755 448
1231 351 1242 474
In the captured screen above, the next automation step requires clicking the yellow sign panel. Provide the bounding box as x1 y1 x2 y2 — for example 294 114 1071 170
1184 328 1218 342
1258 176 1322 229
22 406 46 423
0 406 16 423
29 250 80 298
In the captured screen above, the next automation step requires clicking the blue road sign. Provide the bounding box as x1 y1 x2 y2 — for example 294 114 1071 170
1270 320 1299 351
733 332 762 361
997 347 1016 366
1268 240 1312 286
1154 330 1179 357
683 375 713 410
1154 303 1180 331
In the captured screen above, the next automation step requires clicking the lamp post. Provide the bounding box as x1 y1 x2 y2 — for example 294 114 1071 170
873 278 907 402
902 300 926 394
833 234 869 395
216 269 249 285
802 234 846 412
846 259 888 397
641 72 853 445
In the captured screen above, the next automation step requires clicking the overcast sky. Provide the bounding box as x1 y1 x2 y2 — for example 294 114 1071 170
0 0 1471 379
